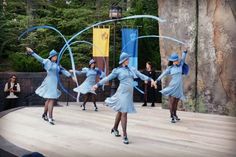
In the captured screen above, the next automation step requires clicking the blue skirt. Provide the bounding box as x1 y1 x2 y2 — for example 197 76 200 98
105 84 136 113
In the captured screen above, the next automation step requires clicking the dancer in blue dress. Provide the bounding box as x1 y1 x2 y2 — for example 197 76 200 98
71 59 104 111
155 48 188 123
93 52 155 144
26 47 73 125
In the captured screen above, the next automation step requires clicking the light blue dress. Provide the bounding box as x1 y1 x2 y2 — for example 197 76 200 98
31 52 71 99
73 67 104 94
156 51 187 100
97 66 151 113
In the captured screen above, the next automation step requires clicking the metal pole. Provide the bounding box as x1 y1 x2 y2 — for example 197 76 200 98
66 79 69 106
110 21 117 96
113 21 116 68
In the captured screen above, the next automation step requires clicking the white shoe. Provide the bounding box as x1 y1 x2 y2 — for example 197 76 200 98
48 118 55 125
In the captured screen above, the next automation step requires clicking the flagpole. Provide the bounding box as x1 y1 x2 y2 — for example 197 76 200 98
109 5 122 96
110 21 116 96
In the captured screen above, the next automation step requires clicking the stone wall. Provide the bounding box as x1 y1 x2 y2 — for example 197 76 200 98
158 0 236 116
158 0 197 111
197 0 236 115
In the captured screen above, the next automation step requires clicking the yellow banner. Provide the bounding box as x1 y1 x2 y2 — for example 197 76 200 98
93 28 110 57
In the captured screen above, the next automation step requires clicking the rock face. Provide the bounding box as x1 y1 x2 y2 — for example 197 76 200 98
197 0 236 115
158 0 198 111
158 0 236 116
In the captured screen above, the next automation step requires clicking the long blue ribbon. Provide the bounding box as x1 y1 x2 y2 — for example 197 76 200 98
58 15 166 94
58 15 166 95
18 15 167 98
58 15 166 60
122 35 187 52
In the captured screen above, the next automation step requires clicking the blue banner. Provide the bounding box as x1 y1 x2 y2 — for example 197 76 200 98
121 28 138 68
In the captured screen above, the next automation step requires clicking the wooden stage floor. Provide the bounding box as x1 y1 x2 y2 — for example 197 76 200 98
0 102 236 157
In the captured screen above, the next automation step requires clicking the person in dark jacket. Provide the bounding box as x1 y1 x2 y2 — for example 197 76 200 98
142 62 157 107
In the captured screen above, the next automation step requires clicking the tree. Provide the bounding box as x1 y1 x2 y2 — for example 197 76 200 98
0 0 160 71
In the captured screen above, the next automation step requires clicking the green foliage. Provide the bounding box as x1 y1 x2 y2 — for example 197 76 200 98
9 53 43 72
0 0 160 72
197 95 208 113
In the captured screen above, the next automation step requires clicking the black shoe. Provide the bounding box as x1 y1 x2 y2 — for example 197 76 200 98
94 107 98 112
111 129 121 137
171 118 176 123
123 136 129 144
82 108 86 111
42 114 48 121
151 103 155 107
142 103 147 107
174 116 180 121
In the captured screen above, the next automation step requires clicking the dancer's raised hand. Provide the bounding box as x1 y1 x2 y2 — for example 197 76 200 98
153 80 158 88
72 76 77 83
92 85 98 91
183 45 189 52
26 47 33 54
151 79 156 88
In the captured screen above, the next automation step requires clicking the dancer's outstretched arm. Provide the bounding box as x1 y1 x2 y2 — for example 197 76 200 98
181 51 188 66
93 68 118 90
70 67 88 75
181 46 189 65
131 67 156 87
97 68 118 86
95 68 105 79
155 67 171 83
131 67 151 81
26 47 45 63
59 67 72 78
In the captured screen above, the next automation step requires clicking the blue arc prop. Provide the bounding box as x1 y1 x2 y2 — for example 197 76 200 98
57 15 166 96
58 15 166 60
60 40 106 70
134 84 144 94
18 15 167 98
122 35 187 52
18 25 78 99
122 35 187 94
